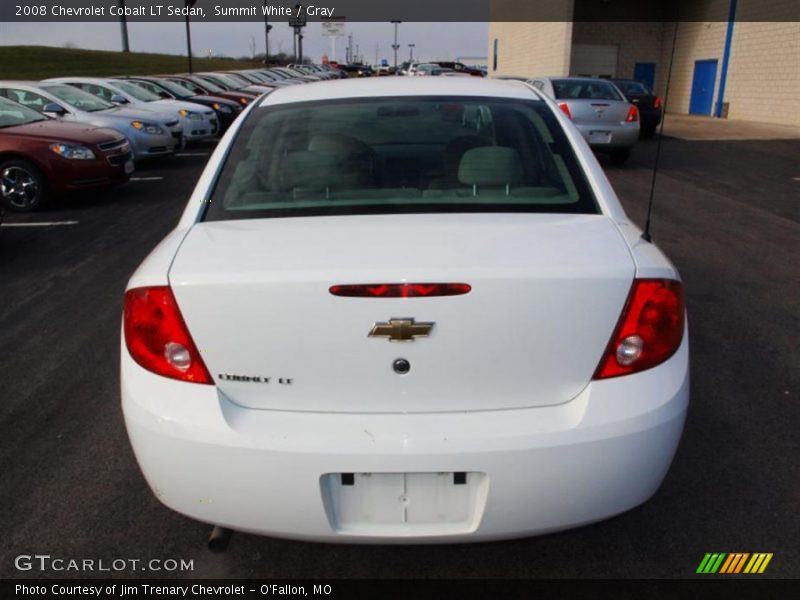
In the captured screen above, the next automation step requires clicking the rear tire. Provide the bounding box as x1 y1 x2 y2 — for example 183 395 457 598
0 159 48 212
609 149 631 165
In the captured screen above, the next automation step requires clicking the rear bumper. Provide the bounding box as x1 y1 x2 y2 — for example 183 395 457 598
121 332 689 543
575 122 640 150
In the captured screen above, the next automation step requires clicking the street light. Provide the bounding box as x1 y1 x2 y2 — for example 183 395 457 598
408 44 415 61
118 0 130 52
184 0 198 73
263 1 273 66
390 20 401 70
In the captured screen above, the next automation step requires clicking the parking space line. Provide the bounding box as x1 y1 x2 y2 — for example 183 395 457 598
175 152 210 157
129 176 164 181
1 220 79 227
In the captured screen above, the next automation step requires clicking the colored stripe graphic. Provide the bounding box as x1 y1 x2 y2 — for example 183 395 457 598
700 553 773 574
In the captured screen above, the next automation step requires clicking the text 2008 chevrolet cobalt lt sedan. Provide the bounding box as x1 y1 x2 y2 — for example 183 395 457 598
121 78 688 543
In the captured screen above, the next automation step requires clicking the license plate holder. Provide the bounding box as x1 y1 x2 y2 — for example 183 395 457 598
124 160 134 175
321 472 488 535
589 130 612 144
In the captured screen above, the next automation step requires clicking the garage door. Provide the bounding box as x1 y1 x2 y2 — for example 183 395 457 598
570 44 619 78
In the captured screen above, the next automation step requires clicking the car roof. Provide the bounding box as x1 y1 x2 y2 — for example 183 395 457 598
44 77 113 83
259 77 538 108
0 80 44 87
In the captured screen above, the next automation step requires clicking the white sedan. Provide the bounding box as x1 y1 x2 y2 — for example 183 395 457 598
121 77 688 544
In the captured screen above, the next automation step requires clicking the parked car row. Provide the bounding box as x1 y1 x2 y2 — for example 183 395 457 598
0 64 335 211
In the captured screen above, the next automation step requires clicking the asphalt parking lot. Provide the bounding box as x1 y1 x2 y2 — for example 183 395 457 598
1 116 797 579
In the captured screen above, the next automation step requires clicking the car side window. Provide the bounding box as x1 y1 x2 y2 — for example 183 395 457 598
5 89 51 112
73 83 114 101
136 81 162 96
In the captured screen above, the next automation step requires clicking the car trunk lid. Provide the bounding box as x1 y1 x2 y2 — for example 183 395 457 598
169 213 634 413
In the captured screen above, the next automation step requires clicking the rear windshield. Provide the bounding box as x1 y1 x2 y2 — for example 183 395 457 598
553 80 624 101
613 81 651 95
203 96 598 221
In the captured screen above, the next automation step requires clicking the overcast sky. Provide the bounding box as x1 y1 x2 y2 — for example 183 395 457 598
0 22 489 64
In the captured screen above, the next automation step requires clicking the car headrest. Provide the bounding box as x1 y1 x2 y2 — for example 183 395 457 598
458 146 523 187
281 151 343 190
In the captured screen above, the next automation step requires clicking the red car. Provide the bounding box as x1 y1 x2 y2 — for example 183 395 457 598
0 96 133 212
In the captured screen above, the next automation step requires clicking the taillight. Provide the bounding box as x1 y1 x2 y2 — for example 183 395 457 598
123 286 213 384
558 102 572 119
330 283 471 298
593 279 684 379
654 96 662 109
625 105 639 122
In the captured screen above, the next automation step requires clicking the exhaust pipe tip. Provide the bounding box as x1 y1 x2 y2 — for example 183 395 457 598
207 526 233 553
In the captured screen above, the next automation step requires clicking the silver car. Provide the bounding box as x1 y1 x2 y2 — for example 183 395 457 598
45 77 218 143
0 81 181 161
528 77 639 164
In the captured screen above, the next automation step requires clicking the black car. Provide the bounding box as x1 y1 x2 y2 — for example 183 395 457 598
610 79 662 138
114 76 243 132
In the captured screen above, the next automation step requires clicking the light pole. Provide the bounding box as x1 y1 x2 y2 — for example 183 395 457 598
184 0 197 74
118 0 130 52
391 20 401 70
263 1 272 66
408 44 415 61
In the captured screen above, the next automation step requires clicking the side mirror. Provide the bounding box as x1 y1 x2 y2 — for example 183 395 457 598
158 91 171 99
110 94 129 104
42 103 67 116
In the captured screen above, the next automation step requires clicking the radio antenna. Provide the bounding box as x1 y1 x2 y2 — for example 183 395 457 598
642 17 680 243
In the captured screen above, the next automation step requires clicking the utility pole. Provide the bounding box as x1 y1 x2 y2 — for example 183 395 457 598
390 20 401 69
184 0 197 73
263 1 272 66
408 44 415 61
118 0 130 52
288 4 306 64
298 29 304 63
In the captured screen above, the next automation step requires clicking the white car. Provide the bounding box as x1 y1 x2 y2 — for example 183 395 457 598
45 77 219 143
121 78 689 544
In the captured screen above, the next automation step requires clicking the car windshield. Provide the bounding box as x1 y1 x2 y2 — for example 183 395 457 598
144 78 194 99
205 96 597 221
613 81 651 95
206 74 242 89
553 80 624 101
0 97 49 128
113 81 161 102
43 84 114 112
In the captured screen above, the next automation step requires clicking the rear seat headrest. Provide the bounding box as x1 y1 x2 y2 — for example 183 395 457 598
281 151 343 190
458 146 523 187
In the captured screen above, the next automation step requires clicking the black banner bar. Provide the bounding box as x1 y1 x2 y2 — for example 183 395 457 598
4 579 800 600
2 0 798 23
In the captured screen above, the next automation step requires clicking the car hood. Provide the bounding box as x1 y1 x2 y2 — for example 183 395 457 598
149 99 214 114
93 106 175 125
190 94 239 107
2 120 124 145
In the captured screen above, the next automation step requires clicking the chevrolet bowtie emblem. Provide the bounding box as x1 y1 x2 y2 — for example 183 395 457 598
369 318 434 342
